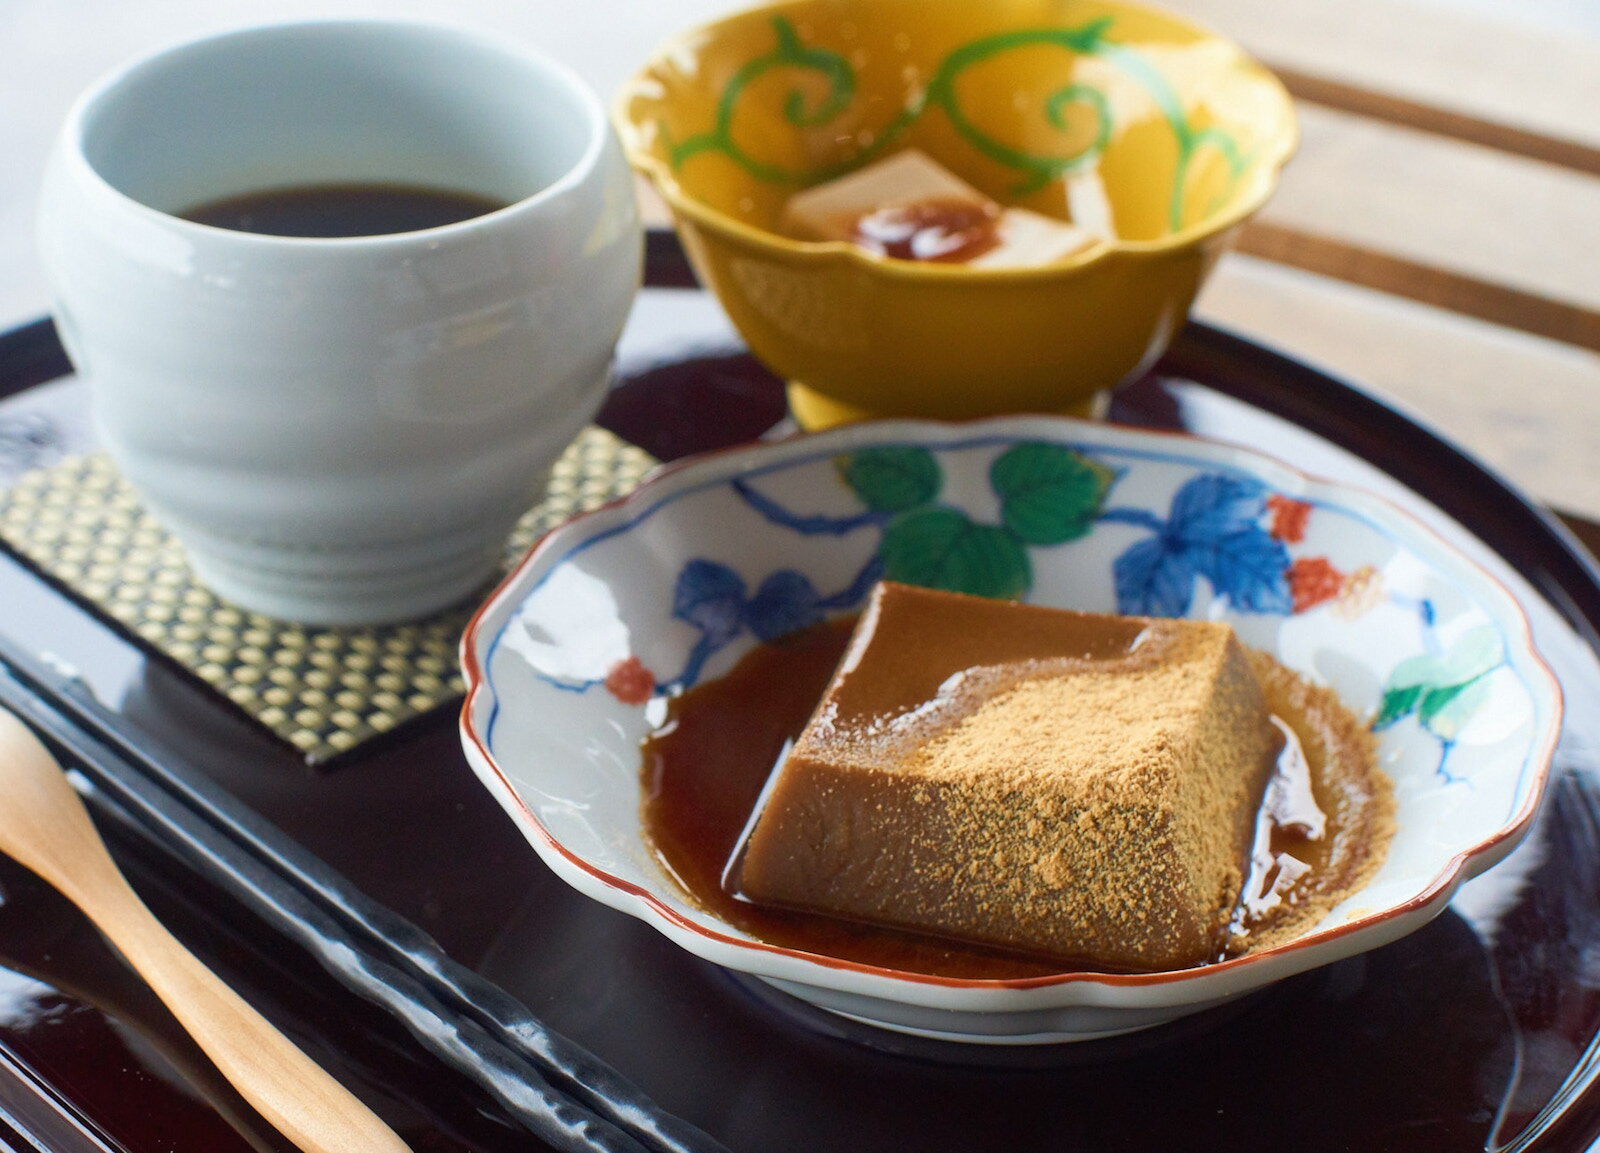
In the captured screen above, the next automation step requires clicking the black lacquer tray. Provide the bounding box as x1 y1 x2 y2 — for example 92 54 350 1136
2 232 1600 1153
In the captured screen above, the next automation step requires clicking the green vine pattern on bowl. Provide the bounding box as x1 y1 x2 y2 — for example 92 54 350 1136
662 14 1248 231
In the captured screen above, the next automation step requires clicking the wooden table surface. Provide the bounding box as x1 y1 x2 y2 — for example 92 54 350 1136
1179 0 1600 521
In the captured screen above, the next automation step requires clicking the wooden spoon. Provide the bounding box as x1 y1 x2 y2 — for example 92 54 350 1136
0 707 411 1153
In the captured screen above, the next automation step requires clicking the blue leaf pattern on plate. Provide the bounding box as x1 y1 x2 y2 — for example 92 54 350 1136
1113 536 1200 616
1111 473 1290 616
1207 528 1292 614
1168 474 1267 540
672 559 746 647
744 570 823 641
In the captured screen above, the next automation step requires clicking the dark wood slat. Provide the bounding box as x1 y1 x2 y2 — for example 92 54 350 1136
1269 64 1600 178
1559 512 1600 565
1234 220 1600 353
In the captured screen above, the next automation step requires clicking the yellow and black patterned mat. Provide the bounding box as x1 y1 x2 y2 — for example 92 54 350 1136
0 428 655 765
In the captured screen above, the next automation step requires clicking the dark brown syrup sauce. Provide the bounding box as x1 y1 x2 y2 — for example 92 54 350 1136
180 182 506 237
851 198 1002 262
641 617 1377 979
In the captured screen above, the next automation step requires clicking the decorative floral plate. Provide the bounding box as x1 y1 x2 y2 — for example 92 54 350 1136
460 416 1561 1043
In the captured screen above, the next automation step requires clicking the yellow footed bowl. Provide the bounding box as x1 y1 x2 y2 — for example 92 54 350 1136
616 0 1296 428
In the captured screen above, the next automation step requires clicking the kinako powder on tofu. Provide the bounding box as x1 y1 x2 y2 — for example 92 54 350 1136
640 583 1395 978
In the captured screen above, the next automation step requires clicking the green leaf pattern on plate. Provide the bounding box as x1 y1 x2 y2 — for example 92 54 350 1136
990 442 1116 544
1374 625 1504 743
839 445 942 512
879 507 1031 599
839 440 1108 600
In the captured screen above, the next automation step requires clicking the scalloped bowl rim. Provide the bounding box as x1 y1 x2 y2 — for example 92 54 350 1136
613 0 1300 280
459 415 1561 1014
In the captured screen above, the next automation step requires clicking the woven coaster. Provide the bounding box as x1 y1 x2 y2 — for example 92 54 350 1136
0 428 656 765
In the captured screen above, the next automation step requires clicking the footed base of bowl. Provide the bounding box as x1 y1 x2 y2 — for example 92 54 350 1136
786 381 1109 430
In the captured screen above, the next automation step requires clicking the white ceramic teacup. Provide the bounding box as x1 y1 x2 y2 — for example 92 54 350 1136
38 20 642 626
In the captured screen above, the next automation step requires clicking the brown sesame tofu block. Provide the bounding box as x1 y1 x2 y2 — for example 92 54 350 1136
735 583 1281 972
779 149 1096 265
